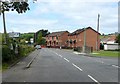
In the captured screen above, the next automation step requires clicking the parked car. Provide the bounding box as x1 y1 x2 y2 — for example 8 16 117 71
35 45 41 49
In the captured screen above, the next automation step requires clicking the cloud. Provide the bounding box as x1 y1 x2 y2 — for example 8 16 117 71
34 1 118 33
0 0 118 34
8 18 58 25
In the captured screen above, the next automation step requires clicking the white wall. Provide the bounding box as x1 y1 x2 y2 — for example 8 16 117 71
104 43 119 50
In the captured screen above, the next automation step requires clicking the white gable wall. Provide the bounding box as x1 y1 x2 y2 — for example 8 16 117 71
104 43 119 50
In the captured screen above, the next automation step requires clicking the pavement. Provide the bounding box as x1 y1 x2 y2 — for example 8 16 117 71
2 48 119 83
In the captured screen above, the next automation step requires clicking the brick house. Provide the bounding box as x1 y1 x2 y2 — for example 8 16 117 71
46 31 69 48
67 27 100 51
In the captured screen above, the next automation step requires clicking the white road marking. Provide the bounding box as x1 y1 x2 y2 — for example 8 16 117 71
72 63 83 71
64 58 70 62
59 55 63 58
101 61 104 64
55 53 58 55
88 75 99 83
112 65 120 68
97 60 104 64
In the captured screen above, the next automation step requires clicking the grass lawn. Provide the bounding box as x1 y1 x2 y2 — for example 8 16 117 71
91 50 119 57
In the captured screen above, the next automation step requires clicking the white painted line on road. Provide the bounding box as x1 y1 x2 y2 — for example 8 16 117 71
112 65 120 68
64 58 70 62
97 60 104 64
101 61 104 64
59 55 63 58
88 75 99 83
55 53 59 55
72 63 83 71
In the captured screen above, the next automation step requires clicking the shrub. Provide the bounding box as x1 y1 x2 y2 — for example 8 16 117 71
18 45 35 57
2 44 35 64
2 45 15 63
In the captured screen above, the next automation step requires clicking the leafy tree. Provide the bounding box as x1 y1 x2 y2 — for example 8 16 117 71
36 32 42 44
1 2 30 13
116 34 120 44
20 33 34 41
36 29 50 37
36 32 46 45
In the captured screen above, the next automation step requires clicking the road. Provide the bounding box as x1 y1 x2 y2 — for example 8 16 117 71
2 48 118 83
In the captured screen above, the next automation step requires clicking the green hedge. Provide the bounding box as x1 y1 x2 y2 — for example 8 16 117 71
2 44 35 63
2 45 15 62
19 45 35 56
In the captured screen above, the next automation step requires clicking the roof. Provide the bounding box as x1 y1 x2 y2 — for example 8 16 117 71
47 31 69 37
68 27 100 36
101 35 117 42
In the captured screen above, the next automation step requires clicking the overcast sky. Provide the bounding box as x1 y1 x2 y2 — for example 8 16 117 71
0 0 119 34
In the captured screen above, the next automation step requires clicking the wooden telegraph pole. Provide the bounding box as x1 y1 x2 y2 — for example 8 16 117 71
1 2 7 44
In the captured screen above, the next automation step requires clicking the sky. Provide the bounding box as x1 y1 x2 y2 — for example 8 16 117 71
0 0 119 34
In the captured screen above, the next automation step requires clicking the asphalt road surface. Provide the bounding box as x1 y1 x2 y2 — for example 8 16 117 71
2 48 118 83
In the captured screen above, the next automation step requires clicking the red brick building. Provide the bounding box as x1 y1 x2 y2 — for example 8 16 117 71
46 31 69 48
67 27 100 51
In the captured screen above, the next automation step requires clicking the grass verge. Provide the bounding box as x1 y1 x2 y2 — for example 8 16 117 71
91 50 119 57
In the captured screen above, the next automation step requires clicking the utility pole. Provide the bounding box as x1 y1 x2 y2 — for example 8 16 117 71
96 14 100 51
2 2 7 44
83 28 86 53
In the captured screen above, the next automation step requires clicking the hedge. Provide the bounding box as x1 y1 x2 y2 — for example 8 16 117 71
2 44 35 64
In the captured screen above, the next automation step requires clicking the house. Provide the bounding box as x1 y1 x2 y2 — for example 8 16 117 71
67 27 100 51
100 35 117 44
46 31 69 48
100 35 119 50
104 43 119 50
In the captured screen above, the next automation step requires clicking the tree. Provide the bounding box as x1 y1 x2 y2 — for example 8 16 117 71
36 32 42 44
1 1 30 44
36 29 50 37
1 2 30 14
36 32 46 45
116 34 120 45
20 33 34 44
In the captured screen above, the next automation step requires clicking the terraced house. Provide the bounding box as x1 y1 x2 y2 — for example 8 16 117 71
46 31 69 48
46 27 100 51
67 27 100 51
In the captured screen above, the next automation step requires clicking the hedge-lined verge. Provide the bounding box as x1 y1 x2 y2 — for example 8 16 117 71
2 44 35 71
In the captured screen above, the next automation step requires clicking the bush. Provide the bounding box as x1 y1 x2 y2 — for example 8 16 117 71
2 45 15 63
2 44 35 64
18 45 35 57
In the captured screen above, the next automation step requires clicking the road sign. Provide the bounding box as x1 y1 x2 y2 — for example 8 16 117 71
9 32 20 38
